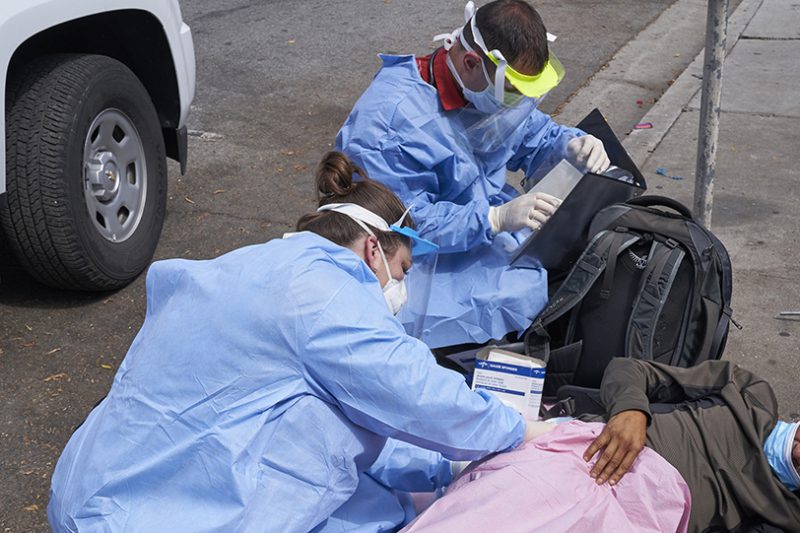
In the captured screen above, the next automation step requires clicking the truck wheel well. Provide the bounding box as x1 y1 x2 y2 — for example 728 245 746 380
7 10 182 157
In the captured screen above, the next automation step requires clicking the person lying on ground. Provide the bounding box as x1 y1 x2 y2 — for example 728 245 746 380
581 358 800 532
405 359 800 533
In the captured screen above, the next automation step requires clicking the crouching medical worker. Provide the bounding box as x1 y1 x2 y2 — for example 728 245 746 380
47 151 535 533
337 0 610 348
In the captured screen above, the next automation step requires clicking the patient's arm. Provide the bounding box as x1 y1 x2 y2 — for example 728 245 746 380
599 358 775 422
583 358 776 487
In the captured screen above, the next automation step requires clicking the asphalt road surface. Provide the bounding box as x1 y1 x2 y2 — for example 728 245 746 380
0 1 697 530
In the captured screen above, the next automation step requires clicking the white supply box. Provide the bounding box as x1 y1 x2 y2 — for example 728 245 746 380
471 347 546 420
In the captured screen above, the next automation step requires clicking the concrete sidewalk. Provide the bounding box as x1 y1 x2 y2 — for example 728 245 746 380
625 0 800 417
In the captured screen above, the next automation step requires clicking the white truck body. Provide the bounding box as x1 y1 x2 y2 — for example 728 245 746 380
0 0 196 194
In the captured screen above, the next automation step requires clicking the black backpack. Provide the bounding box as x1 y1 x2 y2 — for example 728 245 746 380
527 195 738 400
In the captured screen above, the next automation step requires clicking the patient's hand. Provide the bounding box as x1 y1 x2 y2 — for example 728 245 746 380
582 410 647 486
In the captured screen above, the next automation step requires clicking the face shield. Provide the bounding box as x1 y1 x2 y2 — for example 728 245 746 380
458 97 539 155
435 2 565 153
460 1 565 104
392 225 439 340
317 203 439 334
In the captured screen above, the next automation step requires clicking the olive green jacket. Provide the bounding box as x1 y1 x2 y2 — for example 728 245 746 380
600 359 800 533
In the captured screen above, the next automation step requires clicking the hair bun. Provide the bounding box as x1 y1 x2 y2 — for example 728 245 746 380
316 151 356 199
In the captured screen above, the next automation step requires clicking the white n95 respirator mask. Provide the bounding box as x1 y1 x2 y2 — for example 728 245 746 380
317 203 421 316
375 241 408 315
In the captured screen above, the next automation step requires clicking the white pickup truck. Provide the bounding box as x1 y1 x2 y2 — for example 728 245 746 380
0 0 195 290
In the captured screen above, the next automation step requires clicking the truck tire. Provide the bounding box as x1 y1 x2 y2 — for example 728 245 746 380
1 54 167 290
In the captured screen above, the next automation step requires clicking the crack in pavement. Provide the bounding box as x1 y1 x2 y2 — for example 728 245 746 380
740 35 800 40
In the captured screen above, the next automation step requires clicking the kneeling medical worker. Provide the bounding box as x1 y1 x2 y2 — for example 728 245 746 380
337 0 611 348
47 151 537 533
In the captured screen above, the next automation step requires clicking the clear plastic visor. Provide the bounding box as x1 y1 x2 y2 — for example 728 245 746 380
396 248 438 339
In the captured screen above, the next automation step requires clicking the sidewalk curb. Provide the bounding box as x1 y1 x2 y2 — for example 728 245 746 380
555 0 710 129
622 0 765 167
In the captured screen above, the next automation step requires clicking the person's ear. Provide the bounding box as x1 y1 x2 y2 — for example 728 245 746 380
459 50 490 90
363 235 381 274
462 51 482 73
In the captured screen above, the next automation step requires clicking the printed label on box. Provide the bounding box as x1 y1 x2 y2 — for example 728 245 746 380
472 360 532 414
526 367 546 417
472 355 546 419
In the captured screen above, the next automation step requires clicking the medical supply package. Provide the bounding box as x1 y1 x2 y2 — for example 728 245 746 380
511 108 647 273
471 346 546 420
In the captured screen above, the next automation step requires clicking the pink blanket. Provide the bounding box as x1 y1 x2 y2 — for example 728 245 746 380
403 421 690 533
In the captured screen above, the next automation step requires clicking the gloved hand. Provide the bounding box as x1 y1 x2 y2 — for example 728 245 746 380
566 135 611 174
488 192 561 234
524 420 558 442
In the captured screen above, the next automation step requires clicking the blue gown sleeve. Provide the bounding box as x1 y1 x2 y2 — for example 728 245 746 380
340 134 494 254
302 279 525 461
506 109 584 181
367 438 452 492
409 196 493 254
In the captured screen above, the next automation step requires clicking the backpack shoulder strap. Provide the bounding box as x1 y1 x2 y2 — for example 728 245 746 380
626 239 686 361
532 229 641 333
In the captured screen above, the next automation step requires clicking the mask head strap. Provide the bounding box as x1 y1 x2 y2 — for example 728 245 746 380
317 203 438 256
393 205 412 227
317 203 394 277
464 3 508 102
318 203 390 234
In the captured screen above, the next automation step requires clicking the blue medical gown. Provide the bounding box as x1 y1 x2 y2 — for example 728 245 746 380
47 232 525 533
337 54 583 348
